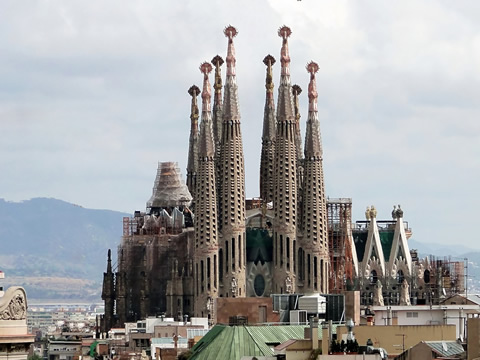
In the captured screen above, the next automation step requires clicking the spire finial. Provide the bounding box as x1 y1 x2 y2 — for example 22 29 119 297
292 84 302 120
278 25 292 76
306 61 319 112
200 62 213 112
107 249 112 272
188 85 200 124
211 55 224 95
263 55 276 94
224 25 238 76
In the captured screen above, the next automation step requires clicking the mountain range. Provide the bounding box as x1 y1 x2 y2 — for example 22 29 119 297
0 197 129 301
0 197 479 301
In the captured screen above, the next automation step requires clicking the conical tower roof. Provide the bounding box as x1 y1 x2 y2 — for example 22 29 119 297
147 162 192 209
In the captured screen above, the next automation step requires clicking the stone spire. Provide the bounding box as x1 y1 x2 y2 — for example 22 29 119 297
211 55 224 151
292 84 303 163
304 63 323 158
101 249 115 332
198 63 214 157
273 25 298 294
301 61 329 293
217 25 246 298
194 62 218 321
292 84 304 226
211 55 224 235
260 54 276 203
186 85 200 199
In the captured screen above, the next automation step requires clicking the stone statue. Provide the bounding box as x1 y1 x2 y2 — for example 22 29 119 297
400 279 411 305
285 276 293 294
365 206 371 220
373 280 384 306
230 277 238 297
370 205 377 219
392 205 397 219
396 204 404 219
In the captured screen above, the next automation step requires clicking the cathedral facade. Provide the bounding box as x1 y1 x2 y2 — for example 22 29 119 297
101 25 464 332
102 25 329 330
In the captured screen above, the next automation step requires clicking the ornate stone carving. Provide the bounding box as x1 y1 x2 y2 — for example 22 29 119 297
285 276 293 294
230 277 238 297
373 280 384 306
0 287 27 320
400 279 411 306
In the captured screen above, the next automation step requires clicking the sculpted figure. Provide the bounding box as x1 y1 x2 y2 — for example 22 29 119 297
373 280 384 306
400 279 411 306
230 277 238 297
285 276 293 294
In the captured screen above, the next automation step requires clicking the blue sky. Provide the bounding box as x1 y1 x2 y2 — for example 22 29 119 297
1 0 479 249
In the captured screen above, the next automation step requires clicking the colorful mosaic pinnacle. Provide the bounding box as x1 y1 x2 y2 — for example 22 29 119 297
306 61 319 112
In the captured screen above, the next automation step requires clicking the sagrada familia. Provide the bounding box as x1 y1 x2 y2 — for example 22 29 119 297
101 26 464 331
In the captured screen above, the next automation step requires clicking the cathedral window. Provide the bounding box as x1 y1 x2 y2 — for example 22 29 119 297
238 235 242 269
232 237 236 271
396 270 404 284
201 260 205 293
214 255 217 289
219 249 223 282
280 235 284 267
226 241 229 272
207 257 211 290
424 270 430 283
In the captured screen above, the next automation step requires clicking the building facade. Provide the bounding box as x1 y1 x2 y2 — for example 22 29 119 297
101 25 464 331
101 25 329 330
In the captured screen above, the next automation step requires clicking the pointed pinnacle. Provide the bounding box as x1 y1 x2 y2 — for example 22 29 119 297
224 25 238 76
278 26 292 76
200 62 213 112
188 85 200 123
306 61 319 111
264 55 276 93
211 55 224 94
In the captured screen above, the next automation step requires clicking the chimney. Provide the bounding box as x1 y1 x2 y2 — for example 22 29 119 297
310 316 319 350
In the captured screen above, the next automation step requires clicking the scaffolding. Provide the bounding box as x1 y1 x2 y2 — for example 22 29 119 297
424 255 465 304
327 198 354 293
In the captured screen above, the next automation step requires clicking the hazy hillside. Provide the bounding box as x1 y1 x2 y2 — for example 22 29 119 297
0 198 129 301
1 198 479 301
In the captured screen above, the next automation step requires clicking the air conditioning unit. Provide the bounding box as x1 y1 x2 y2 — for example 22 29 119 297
290 310 307 325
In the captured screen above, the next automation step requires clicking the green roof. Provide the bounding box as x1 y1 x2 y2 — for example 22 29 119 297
190 324 317 360
246 228 273 263
353 229 394 262
424 341 465 357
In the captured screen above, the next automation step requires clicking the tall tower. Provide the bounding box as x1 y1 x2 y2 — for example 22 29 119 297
186 85 200 199
300 62 329 293
101 249 114 332
292 84 304 227
260 55 276 203
217 25 246 298
194 62 219 320
211 55 224 152
211 55 224 229
273 26 298 294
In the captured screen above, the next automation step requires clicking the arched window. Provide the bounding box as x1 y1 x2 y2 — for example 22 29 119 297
424 269 431 283
369 270 378 284
396 270 404 284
